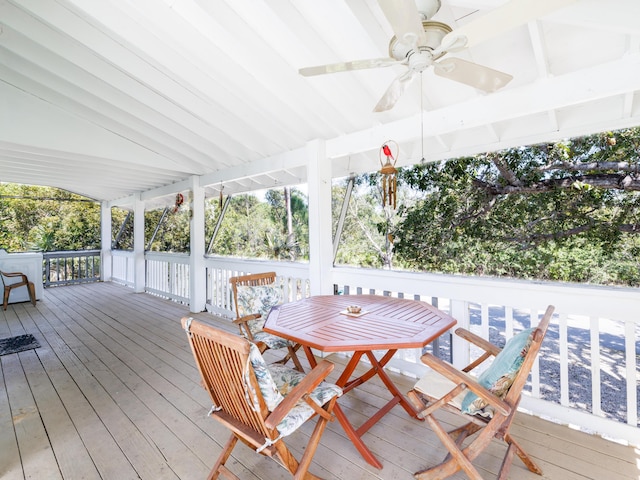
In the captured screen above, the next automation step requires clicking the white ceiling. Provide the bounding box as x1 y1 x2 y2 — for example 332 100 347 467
1 0 639 207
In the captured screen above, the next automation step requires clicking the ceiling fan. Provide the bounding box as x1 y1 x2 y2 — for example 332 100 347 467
299 0 577 112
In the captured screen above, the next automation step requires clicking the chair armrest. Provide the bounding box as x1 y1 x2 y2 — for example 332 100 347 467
265 360 335 429
2 271 28 280
232 313 262 325
420 352 511 417
455 328 501 357
233 314 262 339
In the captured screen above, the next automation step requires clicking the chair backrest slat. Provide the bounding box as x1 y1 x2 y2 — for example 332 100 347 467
183 319 274 439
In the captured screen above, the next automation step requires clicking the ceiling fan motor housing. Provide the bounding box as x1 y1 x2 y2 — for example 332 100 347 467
389 21 452 61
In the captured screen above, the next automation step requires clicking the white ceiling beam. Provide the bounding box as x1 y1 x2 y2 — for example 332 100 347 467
327 54 640 161
4 0 261 163
0 53 211 174
549 0 640 36
198 147 308 188
623 92 634 118
527 20 559 131
0 82 189 171
99 0 363 150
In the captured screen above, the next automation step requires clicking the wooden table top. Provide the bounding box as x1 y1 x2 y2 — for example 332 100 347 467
264 294 457 352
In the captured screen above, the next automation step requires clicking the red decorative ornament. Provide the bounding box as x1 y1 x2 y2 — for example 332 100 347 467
379 141 398 209
171 193 184 213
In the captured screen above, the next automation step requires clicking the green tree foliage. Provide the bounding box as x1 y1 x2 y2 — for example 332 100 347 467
332 175 401 269
209 190 310 260
392 128 640 285
3 127 640 286
111 207 133 250
145 207 190 252
264 188 309 260
0 184 100 251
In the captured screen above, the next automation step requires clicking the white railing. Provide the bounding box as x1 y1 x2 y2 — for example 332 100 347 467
145 252 190 304
111 251 190 304
203 256 311 318
43 250 101 286
201 258 640 444
331 266 639 447
111 250 135 286
113 252 638 446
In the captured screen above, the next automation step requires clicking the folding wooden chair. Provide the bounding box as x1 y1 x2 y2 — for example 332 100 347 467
181 317 341 479
407 305 555 480
229 272 304 371
1 270 37 310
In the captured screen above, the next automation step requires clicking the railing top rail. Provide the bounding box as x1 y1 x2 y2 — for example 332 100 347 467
145 251 190 261
331 266 640 321
42 249 101 258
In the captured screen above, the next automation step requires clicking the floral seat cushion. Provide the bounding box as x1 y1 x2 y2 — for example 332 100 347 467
237 283 283 328
247 343 342 437
236 283 296 348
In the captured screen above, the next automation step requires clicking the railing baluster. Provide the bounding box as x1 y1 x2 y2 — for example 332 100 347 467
42 250 101 287
559 312 569 407
590 316 602 417
624 319 637 426
195 257 638 446
530 306 541 397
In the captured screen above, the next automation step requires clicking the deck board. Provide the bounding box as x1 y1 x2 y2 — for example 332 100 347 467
0 282 637 480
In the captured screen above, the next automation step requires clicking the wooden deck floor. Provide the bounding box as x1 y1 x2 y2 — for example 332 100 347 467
0 282 637 480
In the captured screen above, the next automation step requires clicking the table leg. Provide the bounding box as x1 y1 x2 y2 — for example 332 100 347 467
331 402 384 469
364 350 421 419
303 347 383 468
301 346 419 469
302 345 318 367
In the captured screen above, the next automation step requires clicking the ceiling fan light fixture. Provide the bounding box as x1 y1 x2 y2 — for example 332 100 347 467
415 0 442 21
407 50 432 72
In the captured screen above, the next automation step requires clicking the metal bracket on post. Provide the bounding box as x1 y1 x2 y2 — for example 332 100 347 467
333 175 355 263
206 194 232 255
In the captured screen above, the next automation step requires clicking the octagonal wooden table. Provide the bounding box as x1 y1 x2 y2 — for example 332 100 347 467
263 294 457 469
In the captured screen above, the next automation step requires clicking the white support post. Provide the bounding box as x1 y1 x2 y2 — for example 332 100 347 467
189 176 206 313
306 139 333 295
100 201 112 282
133 195 145 293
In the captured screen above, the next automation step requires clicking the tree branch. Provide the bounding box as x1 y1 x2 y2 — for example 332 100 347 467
488 153 522 186
541 161 640 173
503 222 640 244
452 197 497 227
474 173 640 195
504 223 593 243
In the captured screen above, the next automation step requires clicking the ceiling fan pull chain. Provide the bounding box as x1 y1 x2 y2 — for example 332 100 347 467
421 72 425 163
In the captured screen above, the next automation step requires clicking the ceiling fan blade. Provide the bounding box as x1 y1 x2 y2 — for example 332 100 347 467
377 0 427 48
434 58 512 93
373 70 416 112
441 0 578 52
299 57 400 76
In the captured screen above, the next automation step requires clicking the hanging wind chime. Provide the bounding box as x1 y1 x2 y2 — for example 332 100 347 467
379 140 399 209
